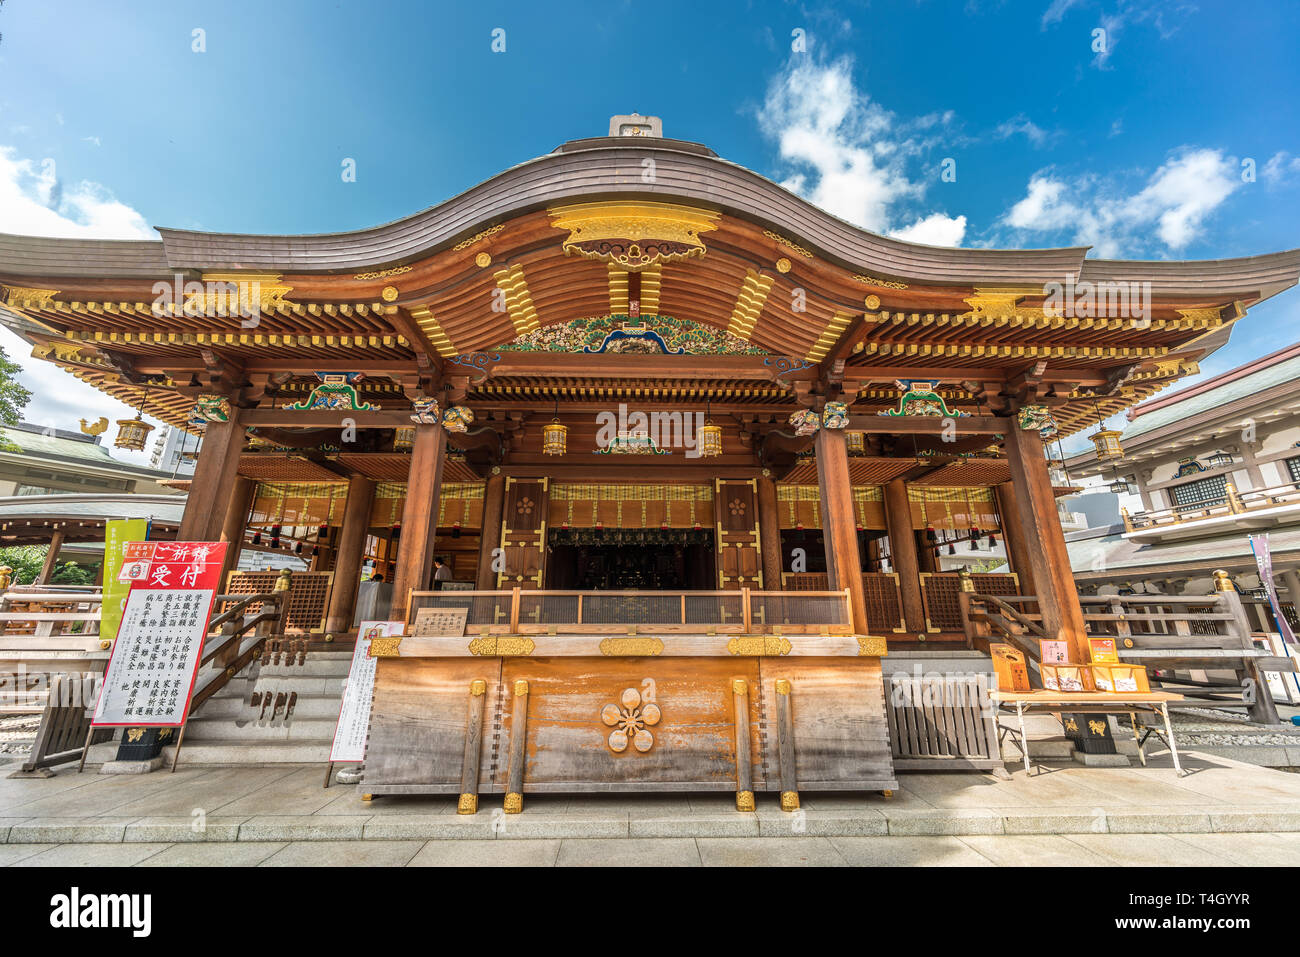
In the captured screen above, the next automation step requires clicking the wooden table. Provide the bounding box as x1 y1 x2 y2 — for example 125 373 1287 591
990 690 1187 775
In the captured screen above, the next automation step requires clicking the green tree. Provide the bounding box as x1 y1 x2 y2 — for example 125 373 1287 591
0 545 49 584
0 343 32 425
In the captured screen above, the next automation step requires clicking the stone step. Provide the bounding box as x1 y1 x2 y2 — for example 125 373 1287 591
195 693 343 720
255 659 352 678
169 739 333 764
181 716 338 742
214 675 346 696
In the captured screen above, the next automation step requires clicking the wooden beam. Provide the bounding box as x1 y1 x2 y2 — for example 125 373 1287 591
845 414 1008 435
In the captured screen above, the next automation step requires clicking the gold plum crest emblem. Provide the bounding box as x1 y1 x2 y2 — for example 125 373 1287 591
600 686 661 753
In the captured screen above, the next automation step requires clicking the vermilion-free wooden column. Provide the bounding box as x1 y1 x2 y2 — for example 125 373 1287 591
476 471 506 589
218 476 254 588
756 474 783 592
390 423 446 621
36 528 65 584
815 427 868 634
1003 423 1088 659
325 473 376 633
179 405 246 543
995 480 1036 598
884 478 926 634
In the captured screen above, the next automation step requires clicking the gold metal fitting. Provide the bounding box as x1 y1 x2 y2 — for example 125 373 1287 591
1212 569 1234 592
470 679 487 696
360 793 373 802
513 679 529 696
457 793 478 815
732 678 748 695
775 679 792 695
736 790 756 812
780 791 800 811
504 792 523 814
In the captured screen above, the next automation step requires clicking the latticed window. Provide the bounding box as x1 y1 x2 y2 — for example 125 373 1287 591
1285 455 1300 488
1170 474 1228 510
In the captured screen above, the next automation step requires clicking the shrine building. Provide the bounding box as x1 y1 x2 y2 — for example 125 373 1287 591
2 115 1297 804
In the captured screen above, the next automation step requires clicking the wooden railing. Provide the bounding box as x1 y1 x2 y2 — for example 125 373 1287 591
782 572 906 632
921 572 1019 633
406 588 855 635
0 586 108 716
1124 481 1300 532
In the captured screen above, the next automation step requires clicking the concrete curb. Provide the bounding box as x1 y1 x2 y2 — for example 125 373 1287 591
8 804 1300 842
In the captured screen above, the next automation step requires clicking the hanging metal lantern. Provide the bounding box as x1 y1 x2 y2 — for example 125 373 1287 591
114 416 155 451
698 422 722 458
846 431 865 454
1108 474 1135 495
1090 428 1124 460
1089 401 1123 461
698 399 722 458
1207 450 1234 469
542 419 568 456
115 385 156 451
393 426 415 452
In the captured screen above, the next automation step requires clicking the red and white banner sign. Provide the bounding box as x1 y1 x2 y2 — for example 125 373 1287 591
92 541 229 728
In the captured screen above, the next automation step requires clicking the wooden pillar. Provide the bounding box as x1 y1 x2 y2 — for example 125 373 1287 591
179 407 245 543
37 528 65 584
389 423 445 621
756 474 783 592
476 470 507 590
884 478 925 633
1281 568 1300 607
1004 424 1088 659
325 473 376 633
814 427 868 634
995 481 1036 596
218 476 254 589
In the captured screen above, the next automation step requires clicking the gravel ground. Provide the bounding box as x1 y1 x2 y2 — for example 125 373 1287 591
0 714 38 757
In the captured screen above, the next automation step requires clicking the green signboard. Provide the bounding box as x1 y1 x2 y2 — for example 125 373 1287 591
101 518 149 645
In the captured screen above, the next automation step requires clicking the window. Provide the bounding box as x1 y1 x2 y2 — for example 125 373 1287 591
1286 455 1300 488
1170 474 1228 510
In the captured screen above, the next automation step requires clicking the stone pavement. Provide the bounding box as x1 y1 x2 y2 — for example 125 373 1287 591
2 747 1300 865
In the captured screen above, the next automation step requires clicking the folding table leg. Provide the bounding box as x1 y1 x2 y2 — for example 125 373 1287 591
1130 713 1146 767
1017 703 1031 774
1160 703 1184 775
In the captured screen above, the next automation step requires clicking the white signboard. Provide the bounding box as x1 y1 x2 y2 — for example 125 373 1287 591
329 620 404 763
92 541 228 728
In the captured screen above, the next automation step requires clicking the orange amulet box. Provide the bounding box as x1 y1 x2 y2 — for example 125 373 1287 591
991 643 1031 692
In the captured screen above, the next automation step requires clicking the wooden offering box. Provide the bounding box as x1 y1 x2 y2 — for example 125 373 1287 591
1091 662 1150 693
1041 662 1094 693
360 589 898 812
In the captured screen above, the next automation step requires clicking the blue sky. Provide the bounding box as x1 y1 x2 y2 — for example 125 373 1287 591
0 0 1297 460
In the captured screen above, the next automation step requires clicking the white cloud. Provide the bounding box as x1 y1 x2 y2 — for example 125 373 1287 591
995 114 1053 148
0 146 162 466
890 213 968 247
1263 151 1300 186
758 56 966 243
1001 147 1241 257
0 146 154 239
1041 0 1085 28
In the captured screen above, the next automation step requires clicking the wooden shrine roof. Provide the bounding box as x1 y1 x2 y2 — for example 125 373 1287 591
2 132 1298 452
